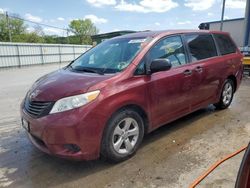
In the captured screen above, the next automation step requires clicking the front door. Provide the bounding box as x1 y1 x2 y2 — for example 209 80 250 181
146 35 193 128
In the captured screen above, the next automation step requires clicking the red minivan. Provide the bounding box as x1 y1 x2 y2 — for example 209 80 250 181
20 30 243 162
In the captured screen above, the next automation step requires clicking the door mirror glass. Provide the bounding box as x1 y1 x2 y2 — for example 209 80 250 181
149 59 172 74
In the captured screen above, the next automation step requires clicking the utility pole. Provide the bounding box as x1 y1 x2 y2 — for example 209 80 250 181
220 0 226 31
6 11 12 42
244 0 250 47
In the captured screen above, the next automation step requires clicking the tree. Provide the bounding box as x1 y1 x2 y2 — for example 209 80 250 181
43 35 57 43
22 24 45 43
0 14 26 42
0 13 99 45
16 33 44 43
69 19 99 44
34 25 44 36
0 14 45 43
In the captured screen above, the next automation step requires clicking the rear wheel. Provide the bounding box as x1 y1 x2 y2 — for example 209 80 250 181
101 109 144 162
214 79 234 109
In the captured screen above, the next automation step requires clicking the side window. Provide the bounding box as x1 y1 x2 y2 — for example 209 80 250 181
134 60 146 75
134 36 187 75
148 36 187 68
185 34 217 62
213 34 236 55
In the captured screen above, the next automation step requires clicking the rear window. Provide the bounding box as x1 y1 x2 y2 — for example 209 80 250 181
185 34 217 62
213 34 237 55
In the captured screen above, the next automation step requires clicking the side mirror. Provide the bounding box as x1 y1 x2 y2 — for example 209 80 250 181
148 59 172 74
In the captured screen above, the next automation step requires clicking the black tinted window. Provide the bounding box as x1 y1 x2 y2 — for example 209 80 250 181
185 34 217 61
214 34 236 55
148 36 187 68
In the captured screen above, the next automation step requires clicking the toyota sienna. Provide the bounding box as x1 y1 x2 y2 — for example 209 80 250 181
21 30 243 162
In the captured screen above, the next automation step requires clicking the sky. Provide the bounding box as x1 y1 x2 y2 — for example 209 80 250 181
0 0 246 36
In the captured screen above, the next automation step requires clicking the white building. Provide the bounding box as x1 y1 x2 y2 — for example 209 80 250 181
199 18 244 47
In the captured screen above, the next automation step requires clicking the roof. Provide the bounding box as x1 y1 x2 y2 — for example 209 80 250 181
115 29 228 39
91 30 136 39
201 17 244 25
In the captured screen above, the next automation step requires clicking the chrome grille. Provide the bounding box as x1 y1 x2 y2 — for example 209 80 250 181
24 99 53 118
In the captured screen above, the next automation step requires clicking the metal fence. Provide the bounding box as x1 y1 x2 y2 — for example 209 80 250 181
0 42 92 68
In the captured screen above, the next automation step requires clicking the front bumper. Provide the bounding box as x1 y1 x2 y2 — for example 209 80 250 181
20 101 107 160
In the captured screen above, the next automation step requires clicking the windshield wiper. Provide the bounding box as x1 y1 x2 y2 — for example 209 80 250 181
73 66 104 75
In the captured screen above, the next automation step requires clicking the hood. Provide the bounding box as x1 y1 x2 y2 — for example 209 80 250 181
28 68 113 101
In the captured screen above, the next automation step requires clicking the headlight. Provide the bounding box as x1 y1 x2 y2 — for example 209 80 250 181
50 90 100 114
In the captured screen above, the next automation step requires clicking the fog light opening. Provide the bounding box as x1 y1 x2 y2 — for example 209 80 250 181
64 144 81 153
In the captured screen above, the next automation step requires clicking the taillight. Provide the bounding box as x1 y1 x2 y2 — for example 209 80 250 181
240 57 243 64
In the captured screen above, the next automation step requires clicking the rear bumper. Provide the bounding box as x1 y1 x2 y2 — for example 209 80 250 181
236 64 244 91
20 101 107 161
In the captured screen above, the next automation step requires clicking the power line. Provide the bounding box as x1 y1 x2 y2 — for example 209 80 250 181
0 11 72 33
12 15 68 31
0 11 95 40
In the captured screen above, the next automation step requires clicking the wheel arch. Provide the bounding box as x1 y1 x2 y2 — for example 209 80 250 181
100 103 150 160
105 104 149 135
227 75 237 92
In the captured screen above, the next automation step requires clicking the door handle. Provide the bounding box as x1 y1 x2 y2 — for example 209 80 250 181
195 66 203 73
183 69 192 76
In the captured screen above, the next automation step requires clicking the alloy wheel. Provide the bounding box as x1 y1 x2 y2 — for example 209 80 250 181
222 82 233 105
112 117 139 154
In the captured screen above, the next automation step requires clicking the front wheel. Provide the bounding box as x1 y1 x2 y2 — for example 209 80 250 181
101 109 144 163
214 79 234 109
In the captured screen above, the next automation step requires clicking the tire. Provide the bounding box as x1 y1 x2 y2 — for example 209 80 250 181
214 79 235 109
101 108 144 163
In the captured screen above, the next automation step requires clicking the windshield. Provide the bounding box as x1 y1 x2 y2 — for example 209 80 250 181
69 37 148 74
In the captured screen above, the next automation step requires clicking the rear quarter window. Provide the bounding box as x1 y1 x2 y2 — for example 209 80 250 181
185 34 217 62
213 34 237 55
